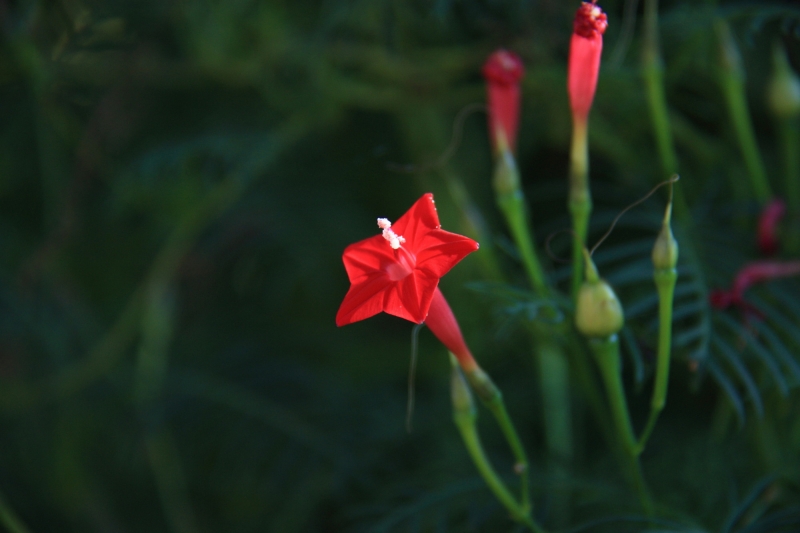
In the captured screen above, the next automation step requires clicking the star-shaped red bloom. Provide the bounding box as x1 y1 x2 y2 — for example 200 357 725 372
336 193 479 327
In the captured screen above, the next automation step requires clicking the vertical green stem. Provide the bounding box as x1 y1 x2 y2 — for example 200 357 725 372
0 491 32 533
493 149 573 512
464 366 532 515
569 118 591 299
589 337 653 513
641 0 695 229
643 0 678 179
496 188 548 294
451 360 544 533
780 119 800 254
637 267 677 453
780 120 800 216
716 21 772 203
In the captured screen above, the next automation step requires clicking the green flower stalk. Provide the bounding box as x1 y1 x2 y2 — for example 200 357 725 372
576 251 652 512
767 44 800 220
483 50 548 294
716 20 772 203
568 1 608 298
637 197 679 453
484 51 573 515
450 357 545 533
642 0 678 179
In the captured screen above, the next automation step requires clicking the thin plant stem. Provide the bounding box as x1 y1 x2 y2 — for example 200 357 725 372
569 117 591 300
589 336 654 513
642 0 677 179
464 366 533 516
492 149 573 514
0 491 32 533
637 267 678 453
451 359 545 533
496 189 548 294
780 120 800 216
534 335 572 527
641 0 694 226
716 20 772 203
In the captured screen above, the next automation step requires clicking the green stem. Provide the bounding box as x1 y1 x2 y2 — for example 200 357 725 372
642 0 678 179
0 491 32 533
641 0 694 227
492 150 572 517
536 338 573 465
637 268 677 453
496 189 548 294
569 118 591 300
464 366 533 515
779 119 800 216
451 361 544 533
589 337 653 513
780 119 800 254
716 21 772 203
535 336 572 527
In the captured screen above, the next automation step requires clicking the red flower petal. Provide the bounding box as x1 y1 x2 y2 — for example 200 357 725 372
341 235 396 284
482 50 525 154
336 193 479 327
568 2 607 123
415 230 480 279
336 272 392 326
391 193 441 249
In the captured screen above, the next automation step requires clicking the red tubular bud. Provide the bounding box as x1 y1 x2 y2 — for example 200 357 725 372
757 198 786 256
732 260 800 300
482 49 525 155
568 1 608 123
425 287 478 372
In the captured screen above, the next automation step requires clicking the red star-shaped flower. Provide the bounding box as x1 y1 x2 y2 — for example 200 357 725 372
336 193 479 327
568 1 608 123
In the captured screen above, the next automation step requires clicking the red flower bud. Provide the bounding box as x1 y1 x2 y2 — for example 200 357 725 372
710 259 800 313
425 287 478 372
568 1 608 123
757 197 786 256
482 49 525 155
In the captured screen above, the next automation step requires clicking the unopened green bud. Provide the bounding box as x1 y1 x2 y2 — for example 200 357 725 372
575 253 623 337
576 279 624 338
450 354 476 417
767 45 800 119
652 204 679 271
492 148 520 196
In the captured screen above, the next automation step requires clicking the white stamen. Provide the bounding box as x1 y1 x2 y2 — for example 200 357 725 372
377 217 406 249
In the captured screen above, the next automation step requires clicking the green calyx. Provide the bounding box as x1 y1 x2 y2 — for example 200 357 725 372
492 148 521 196
652 203 679 271
767 44 800 119
575 251 624 338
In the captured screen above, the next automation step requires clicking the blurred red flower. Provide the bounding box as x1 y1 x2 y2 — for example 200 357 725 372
336 193 479 327
568 1 608 123
482 49 525 155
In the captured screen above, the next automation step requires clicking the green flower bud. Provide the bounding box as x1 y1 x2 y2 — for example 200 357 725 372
575 251 623 338
450 354 476 418
652 204 679 271
492 148 520 196
767 45 800 119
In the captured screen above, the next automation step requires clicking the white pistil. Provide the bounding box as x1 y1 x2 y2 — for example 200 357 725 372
377 218 406 250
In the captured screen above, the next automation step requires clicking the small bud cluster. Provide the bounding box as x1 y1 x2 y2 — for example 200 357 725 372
377 218 406 250
573 1 608 39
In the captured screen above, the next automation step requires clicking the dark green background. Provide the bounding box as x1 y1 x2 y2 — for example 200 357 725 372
1 0 799 531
